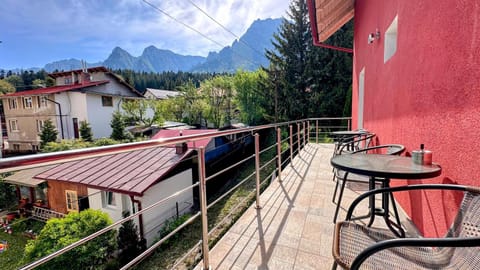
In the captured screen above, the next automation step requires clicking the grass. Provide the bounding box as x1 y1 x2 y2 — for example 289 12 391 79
0 218 45 270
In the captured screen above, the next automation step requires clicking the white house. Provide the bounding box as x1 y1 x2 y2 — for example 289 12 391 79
143 88 180 100
0 66 143 152
33 145 195 245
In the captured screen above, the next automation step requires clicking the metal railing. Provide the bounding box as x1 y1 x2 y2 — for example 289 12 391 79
0 117 350 270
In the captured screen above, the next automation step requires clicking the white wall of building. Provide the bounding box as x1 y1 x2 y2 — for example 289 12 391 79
87 188 133 222
137 169 193 246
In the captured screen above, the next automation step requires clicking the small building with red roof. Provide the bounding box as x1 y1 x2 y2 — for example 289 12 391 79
33 145 194 245
0 66 143 153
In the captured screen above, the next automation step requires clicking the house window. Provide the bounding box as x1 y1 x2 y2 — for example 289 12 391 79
8 98 18 110
102 191 116 207
101 96 113 107
23 97 33 109
65 77 72 85
9 120 18 132
37 96 48 108
13 144 20 151
32 144 39 151
36 119 46 132
65 190 79 212
384 15 398 63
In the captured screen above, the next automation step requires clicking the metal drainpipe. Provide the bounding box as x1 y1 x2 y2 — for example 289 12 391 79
131 196 145 239
45 97 64 139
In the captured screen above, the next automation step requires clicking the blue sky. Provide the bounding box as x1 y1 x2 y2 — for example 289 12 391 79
0 0 289 70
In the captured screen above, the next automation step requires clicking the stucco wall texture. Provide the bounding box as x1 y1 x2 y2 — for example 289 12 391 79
352 0 480 237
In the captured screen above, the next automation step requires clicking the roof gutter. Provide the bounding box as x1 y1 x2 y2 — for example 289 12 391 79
307 0 353 54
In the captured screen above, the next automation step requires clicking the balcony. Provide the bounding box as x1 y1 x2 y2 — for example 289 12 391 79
1 118 416 270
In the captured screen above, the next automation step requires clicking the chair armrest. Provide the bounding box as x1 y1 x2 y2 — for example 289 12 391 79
351 236 480 270
345 184 468 220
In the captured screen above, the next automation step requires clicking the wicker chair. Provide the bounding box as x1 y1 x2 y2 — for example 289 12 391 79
332 144 405 223
332 184 480 270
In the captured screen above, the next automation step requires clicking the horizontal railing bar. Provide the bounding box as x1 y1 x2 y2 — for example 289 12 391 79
260 169 276 186
121 211 202 269
207 172 255 210
259 143 277 155
1 118 350 172
281 158 290 167
207 187 255 237
168 240 202 270
259 157 276 171
205 154 255 182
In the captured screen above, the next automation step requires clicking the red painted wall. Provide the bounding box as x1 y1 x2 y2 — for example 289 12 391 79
352 0 480 237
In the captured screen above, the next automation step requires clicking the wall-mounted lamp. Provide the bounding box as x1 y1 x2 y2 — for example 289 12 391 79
368 29 381 44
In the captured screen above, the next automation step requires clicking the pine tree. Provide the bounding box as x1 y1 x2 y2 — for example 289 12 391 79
39 119 58 147
79 121 93 142
117 211 145 265
110 111 128 140
265 0 353 120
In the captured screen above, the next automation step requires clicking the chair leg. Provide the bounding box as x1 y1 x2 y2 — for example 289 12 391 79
332 172 339 203
331 261 338 270
333 173 348 223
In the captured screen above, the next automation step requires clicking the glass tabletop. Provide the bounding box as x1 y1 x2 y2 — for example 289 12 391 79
330 154 442 179
330 130 368 136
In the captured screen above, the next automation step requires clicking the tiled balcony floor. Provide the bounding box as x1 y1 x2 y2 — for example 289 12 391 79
195 143 406 270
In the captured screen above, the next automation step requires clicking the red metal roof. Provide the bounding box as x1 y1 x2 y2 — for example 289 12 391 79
152 129 217 149
0 80 109 97
34 146 192 196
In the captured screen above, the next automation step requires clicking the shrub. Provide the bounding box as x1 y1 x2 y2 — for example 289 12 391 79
23 209 117 270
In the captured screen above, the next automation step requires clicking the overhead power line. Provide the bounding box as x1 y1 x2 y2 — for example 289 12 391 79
185 0 266 58
142 0 225 50
141 0 264 68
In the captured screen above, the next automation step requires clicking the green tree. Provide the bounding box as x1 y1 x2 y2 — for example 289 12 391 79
0 173 16 210
176 81 205 126
117 211 145 266
0 79 15 94
233 70 268 125
4 75 23 91
23 209 117 270
110 111 131 141
32 79 46 89
39 119 58 147
265 0 353 120
201 76 234 128
79 121 93 142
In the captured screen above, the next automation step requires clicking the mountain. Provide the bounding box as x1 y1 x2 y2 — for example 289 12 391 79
44 59 102 72
17 18 282 73
191 18 282 72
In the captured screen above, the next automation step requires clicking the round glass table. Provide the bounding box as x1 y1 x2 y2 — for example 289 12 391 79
331 154 442 236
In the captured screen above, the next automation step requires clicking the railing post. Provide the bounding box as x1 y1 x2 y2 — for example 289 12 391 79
307 121 310 144
316 119 319 144
347 118 351 131
297 123 301 157
197 147 210 270
304 122 307 146
254 133 262 209
289 125 293 167
277 127 282 182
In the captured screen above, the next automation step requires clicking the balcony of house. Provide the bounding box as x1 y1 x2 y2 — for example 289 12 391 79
1 118 477 270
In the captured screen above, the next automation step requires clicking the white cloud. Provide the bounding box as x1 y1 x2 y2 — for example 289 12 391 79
0 0 289 68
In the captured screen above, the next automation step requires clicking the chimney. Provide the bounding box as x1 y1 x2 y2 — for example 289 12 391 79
175 131 187 154
80 61 90 84
176 142 188 154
